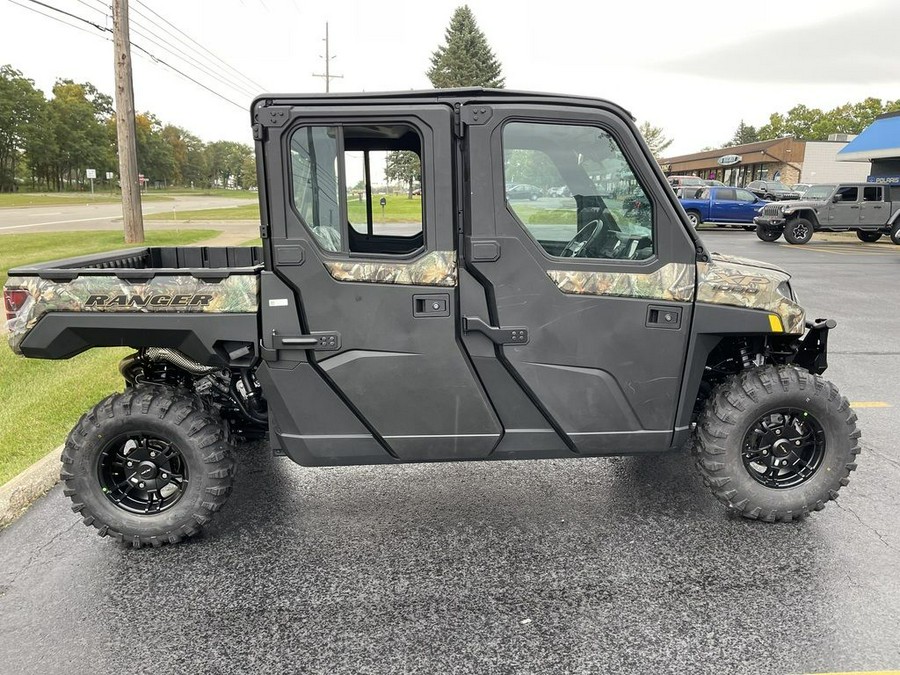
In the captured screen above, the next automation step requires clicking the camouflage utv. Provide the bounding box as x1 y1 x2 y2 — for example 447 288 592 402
2 90 859 547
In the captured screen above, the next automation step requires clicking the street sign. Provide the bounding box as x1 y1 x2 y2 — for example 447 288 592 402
86 169 96 179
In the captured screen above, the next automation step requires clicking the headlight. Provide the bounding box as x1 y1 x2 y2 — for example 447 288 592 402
780 206 790 213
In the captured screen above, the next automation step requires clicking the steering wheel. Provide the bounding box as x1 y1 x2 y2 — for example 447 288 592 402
561 219 604 258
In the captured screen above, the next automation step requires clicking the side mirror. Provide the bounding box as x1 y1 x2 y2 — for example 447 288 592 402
832 194 842 203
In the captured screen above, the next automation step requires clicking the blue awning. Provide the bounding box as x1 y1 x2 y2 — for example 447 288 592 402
837 112 900 162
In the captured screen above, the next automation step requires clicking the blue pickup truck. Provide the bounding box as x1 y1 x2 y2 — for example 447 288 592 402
679 186 769 229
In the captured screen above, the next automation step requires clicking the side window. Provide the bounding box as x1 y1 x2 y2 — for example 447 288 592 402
837 186 859 202
290 126 342 252
502 121 653 261
863 186 882 202
717 188 737 201
289 123 425 256
735 189 756 202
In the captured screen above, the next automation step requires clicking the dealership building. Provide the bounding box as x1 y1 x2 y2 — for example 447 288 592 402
835 111 900 184
661 136 870 187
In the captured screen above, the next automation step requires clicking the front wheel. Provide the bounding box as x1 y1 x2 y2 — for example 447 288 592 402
856 231 882 243
756 225 782 242
693 366 860 522
784 218 814 244
61 385 235 548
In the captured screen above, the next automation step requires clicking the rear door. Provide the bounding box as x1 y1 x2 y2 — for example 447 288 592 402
859 185 886 228
256 102 501 462
461 103 698 454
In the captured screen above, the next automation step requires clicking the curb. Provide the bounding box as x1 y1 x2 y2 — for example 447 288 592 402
0 444 63 529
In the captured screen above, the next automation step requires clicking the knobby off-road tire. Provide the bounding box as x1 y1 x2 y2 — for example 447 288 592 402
891 222 900 245
755 225 781 242
61 385 235 548
694 365 860 522
856 231 882 243
784 218 814 244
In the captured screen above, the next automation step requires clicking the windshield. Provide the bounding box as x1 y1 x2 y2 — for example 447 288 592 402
803 185 836 200
769 182 791 191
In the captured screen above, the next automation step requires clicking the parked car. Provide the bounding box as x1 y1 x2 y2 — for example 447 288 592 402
754 183 900 244
746 180 802 201
506 183 542 200
675 186 705 199
703 179 727 187
667 175 705 189
680 186 768 229
548 186 571 198
790 183 812 194
621 186 651 224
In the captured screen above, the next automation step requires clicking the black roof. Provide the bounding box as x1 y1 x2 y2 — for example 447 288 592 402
251 88 634 122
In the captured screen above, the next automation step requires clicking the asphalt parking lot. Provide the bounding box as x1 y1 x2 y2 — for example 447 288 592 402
1 230 898 675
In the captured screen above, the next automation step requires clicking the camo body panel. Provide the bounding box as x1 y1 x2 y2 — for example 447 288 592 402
698 253 805 333
547 263 696 302
5 274 259 354
324 250 457 287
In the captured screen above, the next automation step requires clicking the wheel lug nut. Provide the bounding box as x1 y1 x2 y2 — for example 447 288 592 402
138 482 145 488
161 473 168 479
762 450 768 456
795 440 801 446
150 451 156 458
127 461 134 467
775 430 781 435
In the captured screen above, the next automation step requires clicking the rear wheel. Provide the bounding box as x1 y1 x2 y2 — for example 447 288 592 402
784 218 814 244
686 210 701 228
891 222 900 245
755 225 782 242
856 231 882 243
693 365 860 522
61 385 235 548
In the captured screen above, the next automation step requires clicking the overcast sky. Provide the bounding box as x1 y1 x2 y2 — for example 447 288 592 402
2 0 897 156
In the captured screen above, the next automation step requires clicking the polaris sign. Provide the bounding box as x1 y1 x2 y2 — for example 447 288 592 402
717 154 742 166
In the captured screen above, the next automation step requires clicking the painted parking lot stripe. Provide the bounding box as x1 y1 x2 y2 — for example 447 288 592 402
779 243 900 256
850 401 893 408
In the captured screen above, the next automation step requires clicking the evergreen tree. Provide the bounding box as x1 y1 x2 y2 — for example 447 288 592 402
638 121 673 160
730 120 759 146
427 5 505 88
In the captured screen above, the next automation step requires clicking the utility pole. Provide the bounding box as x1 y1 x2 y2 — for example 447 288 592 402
312 22 343 93
112 0 144 243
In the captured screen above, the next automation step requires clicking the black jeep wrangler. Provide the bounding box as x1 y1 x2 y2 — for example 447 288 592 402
754 182 900 244
3 90 860 547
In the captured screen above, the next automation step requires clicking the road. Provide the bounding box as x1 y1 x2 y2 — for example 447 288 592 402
1 230 898 674
0 194 255 235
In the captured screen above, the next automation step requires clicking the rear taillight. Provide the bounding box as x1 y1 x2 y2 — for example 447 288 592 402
3 289 29 321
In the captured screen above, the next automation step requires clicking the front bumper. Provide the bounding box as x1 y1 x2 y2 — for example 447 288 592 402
754 216 786 227
794 318 835 375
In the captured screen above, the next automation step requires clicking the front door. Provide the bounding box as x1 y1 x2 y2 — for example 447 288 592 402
826 185 861 227
461 104 699 454
256 102 501 463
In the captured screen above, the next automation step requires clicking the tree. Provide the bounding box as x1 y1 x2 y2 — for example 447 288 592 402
757 98 900 141
0 66 46 192
638 121 673 160
730 120 759 146
47 79 113 191
384 151 421 198
427 5 504 88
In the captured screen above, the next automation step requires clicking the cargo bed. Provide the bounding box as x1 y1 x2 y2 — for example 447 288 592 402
4 246 263 364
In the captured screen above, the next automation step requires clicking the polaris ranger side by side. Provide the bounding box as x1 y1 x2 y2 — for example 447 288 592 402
3 90 860 548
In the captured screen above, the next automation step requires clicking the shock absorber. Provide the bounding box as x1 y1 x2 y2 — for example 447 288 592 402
739 340 754 370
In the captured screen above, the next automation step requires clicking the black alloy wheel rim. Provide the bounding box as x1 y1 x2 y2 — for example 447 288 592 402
741 408 826 489
791 222 809 240
97 433 189 514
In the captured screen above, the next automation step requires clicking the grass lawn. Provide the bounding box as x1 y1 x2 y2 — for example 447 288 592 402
155 188 258 199
0 228 218 484
0 192 171 208
145 195 425 224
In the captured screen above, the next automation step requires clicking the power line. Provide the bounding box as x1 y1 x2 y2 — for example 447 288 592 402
11 0 248 110
72 0 105 18
131 0 267 92
128 22 258 99
129 41 246 110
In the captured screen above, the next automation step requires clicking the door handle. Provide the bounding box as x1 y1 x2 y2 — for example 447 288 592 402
850 205 859 209
463 317 529 345
645 305 682 329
